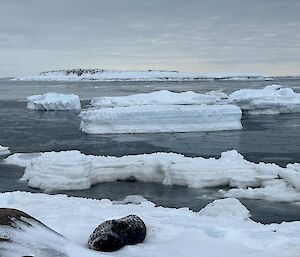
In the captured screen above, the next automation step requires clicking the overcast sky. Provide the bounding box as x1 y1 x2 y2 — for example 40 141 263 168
1 0 300 77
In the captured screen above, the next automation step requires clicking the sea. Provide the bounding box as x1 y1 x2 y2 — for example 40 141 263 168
0 77 300 224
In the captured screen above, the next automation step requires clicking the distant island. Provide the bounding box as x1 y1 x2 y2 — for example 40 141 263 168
13 69 271 81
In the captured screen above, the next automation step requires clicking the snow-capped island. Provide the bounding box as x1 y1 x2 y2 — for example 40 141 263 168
27 93 81 111
14 69 270 81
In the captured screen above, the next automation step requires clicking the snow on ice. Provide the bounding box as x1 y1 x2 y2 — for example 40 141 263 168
80 105 242 134
229 85 300 114
14 69 269 81
27 93 81 111
0 145 10 155
91 90 224 108
5 150 300 202
0 192 299 257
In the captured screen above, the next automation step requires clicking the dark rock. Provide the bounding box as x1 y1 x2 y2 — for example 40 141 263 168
88 214 146 252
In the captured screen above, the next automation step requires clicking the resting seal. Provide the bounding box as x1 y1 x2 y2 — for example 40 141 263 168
88 214 146 252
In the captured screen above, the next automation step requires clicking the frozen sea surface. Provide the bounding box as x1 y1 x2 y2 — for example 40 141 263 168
0 78 300 224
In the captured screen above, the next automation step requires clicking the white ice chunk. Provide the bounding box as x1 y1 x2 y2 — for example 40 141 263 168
5 153 42 167
0 145 10 155
27 92 81 111
8 150 290 198
223 180 300 202
80 104 242 134
229 85 300 114
279 163 300 191
199 198 251 220
0 192 299 257
91 90 221 108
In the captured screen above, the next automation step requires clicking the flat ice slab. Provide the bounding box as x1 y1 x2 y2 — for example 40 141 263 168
91 90 224 108
27 92 81 111
80 104 242 134
0 145 10 155
5 150 300 202
14 69 270 81
0 192 299 257
229 85 300 114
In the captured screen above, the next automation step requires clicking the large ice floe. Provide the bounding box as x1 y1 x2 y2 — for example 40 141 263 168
5 150 300 202
80 105 242 134
0 145 10 155
14 69 269 81
0 192 299 257
27 93 81 111
91 90 225 108
229 84 300 114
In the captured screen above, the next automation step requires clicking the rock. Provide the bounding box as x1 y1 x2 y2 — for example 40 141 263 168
88 214 146 252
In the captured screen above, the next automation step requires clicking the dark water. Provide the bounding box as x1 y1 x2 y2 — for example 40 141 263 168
0 78 300 224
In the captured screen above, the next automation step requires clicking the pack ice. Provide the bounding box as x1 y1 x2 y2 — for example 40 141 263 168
5 150 300 202
27 93 81 111
229 85 300 114
1 192 299 257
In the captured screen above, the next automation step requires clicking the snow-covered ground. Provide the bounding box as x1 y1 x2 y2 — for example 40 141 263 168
229 85 300 114
5 150 300 202
27 93 81 111
91 90 225 108
14 69 269 81
0 145 10 155
0 192 299 257
80 105 242 134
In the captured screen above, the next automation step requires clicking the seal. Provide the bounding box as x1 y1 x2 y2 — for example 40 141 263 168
88 214 146 252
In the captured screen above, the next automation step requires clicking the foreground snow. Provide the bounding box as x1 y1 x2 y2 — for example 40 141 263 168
80 104 242 134
229 85 300 114
14 69 269 81
27 93 81 111
5 150 300 202
91 90 226 108
0 145 10 155
0 192 299 257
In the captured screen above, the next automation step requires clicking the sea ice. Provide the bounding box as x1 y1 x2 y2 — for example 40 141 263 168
27 92 81 111
0 192 299 257
229 84 300 114
80 104 242 134
91 90 223 108
6 150 300 204
0 145 10 155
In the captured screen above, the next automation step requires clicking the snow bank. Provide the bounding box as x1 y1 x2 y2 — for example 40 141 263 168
91 90 223 108
229 85 300 114
0 192 299 257
6 150 300 203
27 93 81 111
80 105 242 134
14 69 269 81
0 145 10 155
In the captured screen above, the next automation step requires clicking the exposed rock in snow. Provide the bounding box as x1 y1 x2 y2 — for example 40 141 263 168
91 90 223 108
229 85 300 114
14 69 270 81
0 192 299 257
80 104 242 134
0 145 10 155
27 93 81 111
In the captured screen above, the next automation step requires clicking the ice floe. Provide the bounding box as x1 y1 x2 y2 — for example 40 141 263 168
229 85 300 114
5 150 300 202
80 104 242 134
0 192 299 257
27 92 81 111
14 69 270 81
0 145 10 155
91 90 224 108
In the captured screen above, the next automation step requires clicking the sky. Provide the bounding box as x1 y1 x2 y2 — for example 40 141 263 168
1 0 300 77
